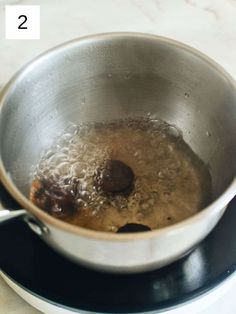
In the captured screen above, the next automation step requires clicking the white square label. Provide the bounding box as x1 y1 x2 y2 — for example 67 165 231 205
5 5 40 40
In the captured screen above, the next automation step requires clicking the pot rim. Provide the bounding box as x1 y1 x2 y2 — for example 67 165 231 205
1 32 236 241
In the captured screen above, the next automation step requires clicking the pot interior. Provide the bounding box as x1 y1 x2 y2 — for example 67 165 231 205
1 34 236 203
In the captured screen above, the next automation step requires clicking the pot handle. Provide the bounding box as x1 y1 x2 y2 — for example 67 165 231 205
0 182 49 235
0 208 48 236
0 209 27 224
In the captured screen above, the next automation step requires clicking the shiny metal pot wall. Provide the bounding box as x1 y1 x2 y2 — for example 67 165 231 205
1 33 236 273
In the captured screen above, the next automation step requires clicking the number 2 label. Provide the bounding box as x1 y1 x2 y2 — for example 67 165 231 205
18 15 28 29
5 5 40 40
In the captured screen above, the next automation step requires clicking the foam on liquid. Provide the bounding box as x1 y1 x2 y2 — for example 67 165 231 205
30 117 212 232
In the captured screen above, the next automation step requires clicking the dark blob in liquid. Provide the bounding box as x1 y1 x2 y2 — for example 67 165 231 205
30 117 212 232
95 160 134 194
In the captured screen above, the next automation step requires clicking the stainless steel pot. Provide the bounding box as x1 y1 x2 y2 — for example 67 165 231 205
1 33 236 273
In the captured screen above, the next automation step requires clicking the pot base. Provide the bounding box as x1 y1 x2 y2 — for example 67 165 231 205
0 197 236 313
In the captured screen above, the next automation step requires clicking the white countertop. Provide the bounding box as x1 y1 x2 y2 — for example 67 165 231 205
0 0 236 313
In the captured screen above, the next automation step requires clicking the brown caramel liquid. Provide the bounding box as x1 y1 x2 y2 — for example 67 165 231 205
30 117 212 232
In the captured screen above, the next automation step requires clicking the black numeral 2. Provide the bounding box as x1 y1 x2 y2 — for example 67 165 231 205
18 15 27 29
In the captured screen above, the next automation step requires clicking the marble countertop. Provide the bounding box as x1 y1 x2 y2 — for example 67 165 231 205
1 0 236 87
0 0 236 313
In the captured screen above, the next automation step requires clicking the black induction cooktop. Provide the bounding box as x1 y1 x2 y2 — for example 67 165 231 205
0 184 236 313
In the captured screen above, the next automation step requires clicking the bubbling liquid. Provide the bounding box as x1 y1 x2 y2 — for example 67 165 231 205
30 117 212 232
